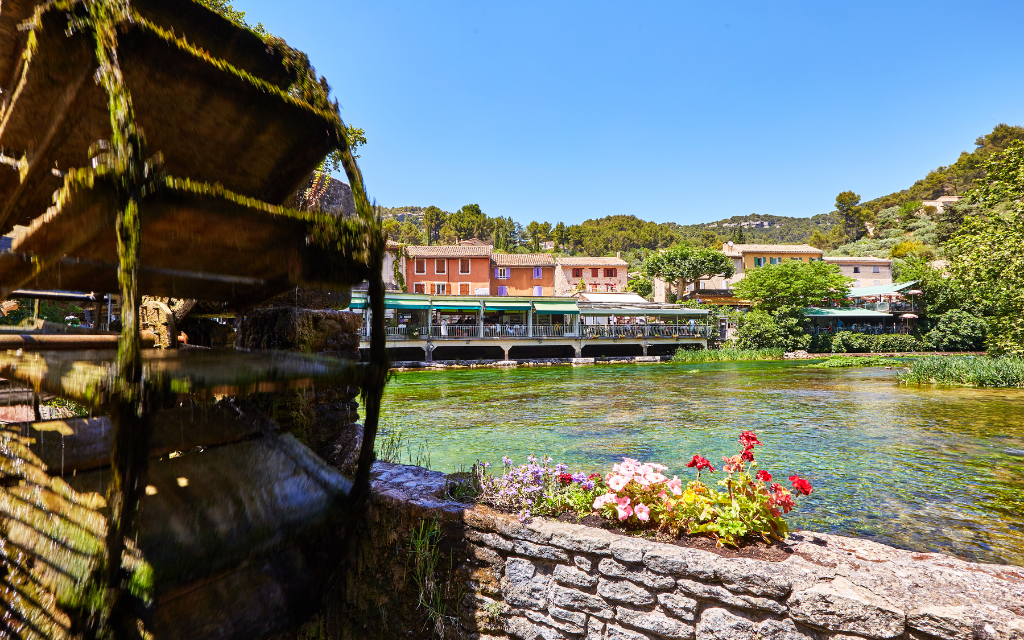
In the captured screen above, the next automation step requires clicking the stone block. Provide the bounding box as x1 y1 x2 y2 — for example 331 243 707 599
788 577 905 639
551 585 615 619
616 606 695 639
605 623 657 640
657 593 697 622
643 547 718 581
554 564 599 588
610 538 655 563
715 558 793 598
464 507 499 532
525 609 585 636
547 523 618 554
470 543 505 567
674 578 786 614
597 578 655 606
468 528 515 552
907 605 1024 640
515 540 571 563
503 558 552 610
548 606 587 631
506 557 537 584
599 558 676 590
695 608 756 640
753 619 815 640
587 617 606 640
574 555 593 572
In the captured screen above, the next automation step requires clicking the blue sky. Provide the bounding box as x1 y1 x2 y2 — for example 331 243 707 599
239 0 1024 226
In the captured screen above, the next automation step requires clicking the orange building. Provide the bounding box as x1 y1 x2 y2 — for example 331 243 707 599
490 254 555 296
554 256 629 295
405 245 492 296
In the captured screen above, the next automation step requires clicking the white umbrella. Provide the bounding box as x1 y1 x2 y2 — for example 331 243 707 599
900 313 918 319
906 290 923 295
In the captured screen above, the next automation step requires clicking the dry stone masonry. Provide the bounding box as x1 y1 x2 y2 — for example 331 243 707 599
369 463 1024 640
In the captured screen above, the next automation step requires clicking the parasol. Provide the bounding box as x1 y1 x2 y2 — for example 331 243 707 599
907 290 923 295
900 313 918 319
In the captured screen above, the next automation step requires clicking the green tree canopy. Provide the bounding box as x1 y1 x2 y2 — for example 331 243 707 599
946 141 1024 354
422 206 449 245
732 260 853 313
641 244 735 296
552 222 568 251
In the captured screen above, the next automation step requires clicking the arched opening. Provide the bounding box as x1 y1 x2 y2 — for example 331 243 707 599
581 343 644 358
507 344 577 359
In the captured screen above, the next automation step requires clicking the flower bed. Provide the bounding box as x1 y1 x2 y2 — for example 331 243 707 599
471 430 813 548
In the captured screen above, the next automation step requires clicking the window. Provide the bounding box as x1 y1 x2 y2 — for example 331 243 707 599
769 257 780 265
572 268 583 278
874 280 881 286
853 267 861 274
533 267 543 279
498 286 508 296
459 282 471 296
872 266 880 273
435 259 446 274
604 268 617 278
495 267 510 280
591 268 599 277
414 259 426 274
754 257 765 267
413 282 425 293
791 257 801 261
433 283 447 295
460 258 471 274
533 285 543 296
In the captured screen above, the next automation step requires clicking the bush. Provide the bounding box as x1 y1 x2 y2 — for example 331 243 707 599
925 310 987 351
874 334 924 352
734 309 807 351
899 356 1024 387
671 347 784 363
477 456 605 521
806 355 903 368
828 332 927 353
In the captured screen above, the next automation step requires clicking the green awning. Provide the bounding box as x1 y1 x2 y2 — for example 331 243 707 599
848 281 916 298
802 307 893 318
432 302 483 311
534 300 579 315
485 301 532 311
348 297 367 309
579 307 709 316
348 296 432 310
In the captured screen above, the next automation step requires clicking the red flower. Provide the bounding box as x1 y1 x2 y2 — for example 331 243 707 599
756 470 772 482
740 448 755 462
738 431 762 448
686 455 716 472
588 473 600 480
790 475 813 496
769 489 796 514
558 473 573 484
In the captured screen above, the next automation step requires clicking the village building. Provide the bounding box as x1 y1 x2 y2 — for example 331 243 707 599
823 256 892 288
404 244 493 296
921 195 962 212
554 255 629 296
490 253 555 296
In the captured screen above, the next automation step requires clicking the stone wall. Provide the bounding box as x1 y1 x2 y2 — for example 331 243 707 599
348 463 1024 640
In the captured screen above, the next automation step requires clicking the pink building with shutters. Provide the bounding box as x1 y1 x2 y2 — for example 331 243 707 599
405 245 493 296
490 254 555 296
554 256 628 296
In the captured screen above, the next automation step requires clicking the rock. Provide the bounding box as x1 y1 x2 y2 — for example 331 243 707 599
503 558 552 610
616 606 695 639
554 564 599 588
575 555 594 572
598 577 656 606
470 543 505 567
551 585 615 619
506 557 537 584
507 615 542 640
643 547 719 581
524 609 585 635
657 592 697 622
548 606 587 631
675 578 787 614
715 558 793 598
605 623 657 640
788 576 905 639
467 529 515 552
611 538 656 563
754 618 815 640
599 558 676 590
547 522 619 555
907 605 1024 640
695 607 756 640
515 540 571 563
587 617 606 640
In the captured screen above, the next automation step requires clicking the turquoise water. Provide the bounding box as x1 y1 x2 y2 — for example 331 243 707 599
380 361 1024 566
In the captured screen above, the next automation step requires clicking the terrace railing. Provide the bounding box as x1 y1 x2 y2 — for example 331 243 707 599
364 323 715 341
430 324 480 339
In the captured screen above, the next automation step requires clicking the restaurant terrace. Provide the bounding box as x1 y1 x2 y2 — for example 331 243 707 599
349 293 714 361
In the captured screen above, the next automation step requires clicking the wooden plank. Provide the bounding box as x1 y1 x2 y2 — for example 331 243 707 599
28 403 279 474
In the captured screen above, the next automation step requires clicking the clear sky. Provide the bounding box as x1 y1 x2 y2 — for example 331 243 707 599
238 0 1024 226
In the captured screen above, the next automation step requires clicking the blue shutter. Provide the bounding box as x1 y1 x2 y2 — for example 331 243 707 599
499 286 508 296
494 267 500 279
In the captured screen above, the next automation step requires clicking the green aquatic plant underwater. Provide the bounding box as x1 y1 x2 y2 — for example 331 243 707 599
473 430 812 548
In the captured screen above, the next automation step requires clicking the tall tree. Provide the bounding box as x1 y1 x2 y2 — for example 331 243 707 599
641 245 736 298
732 260 853 313
730 226 746 244
552 222 568 252
835 190 866 241
447 204 490 241
422 206 448 245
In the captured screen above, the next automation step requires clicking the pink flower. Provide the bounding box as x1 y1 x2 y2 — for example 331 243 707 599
637 464 654 475
634 503 650 522
667 476 683 496
633 474 651 487
592 493 616 509
615 496 633 520
607 474 629 492
650 463 669 472
622 457 639 466
645 472 668 485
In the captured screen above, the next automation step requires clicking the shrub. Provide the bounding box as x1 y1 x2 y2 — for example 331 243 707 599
477 456 604 521
899 356 1024 388
671 347 784 363
734 311 788 350
591 432 813 547
925 310 987 352
874 334 924 352
806 355 903 368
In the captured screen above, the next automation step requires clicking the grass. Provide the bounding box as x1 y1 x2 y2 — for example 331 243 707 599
671 347 784 363
806 355 905 368
898 355 1024 388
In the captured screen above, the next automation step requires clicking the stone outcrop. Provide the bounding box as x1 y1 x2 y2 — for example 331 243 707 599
362 462 1024 640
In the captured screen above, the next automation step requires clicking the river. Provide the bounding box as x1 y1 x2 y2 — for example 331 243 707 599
380 360 1024 566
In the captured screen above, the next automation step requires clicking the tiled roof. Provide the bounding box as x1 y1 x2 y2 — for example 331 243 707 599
556 256 628 267
492 253 555 266
824 256 891 263
726 244 823 254
406 244 492 257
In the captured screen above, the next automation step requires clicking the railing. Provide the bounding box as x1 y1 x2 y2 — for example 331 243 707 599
582 324 712 339
851 302 920 313
363 323 715 341
807 325 912 335
429 324 479 339
530 325 577 338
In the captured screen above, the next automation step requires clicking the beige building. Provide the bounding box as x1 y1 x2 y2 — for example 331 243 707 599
921 195 962 213
824 256 892 288
554 255 629 296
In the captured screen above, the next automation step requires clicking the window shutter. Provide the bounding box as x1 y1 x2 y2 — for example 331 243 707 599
494 267 499 279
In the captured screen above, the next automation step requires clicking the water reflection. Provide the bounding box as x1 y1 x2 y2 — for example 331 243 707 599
382 361 1024 566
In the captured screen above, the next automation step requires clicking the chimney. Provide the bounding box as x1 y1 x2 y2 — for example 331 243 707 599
727 241 734 248
616 251 621 259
